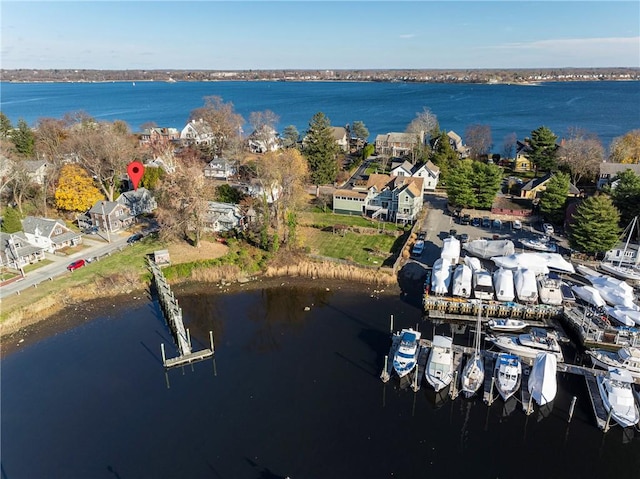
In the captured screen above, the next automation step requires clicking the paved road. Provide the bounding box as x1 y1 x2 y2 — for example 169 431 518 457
0 233 131 300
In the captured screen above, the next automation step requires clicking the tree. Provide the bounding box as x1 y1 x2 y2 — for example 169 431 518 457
569 195 620 255
12 119 35 157
609 130 640 164
0 113 13 138
430 130 459 182
445 161 475 207
351 121 369 142
465 124 493 160
557 129 604 185
608 168 640 227
54 164 104 212
155 157 213 247
249 110 280 152
502 132 517 159
216 183 244 204
282 125 299 149
539 172 570 223
406 107 439 143
189 96 245 156
0 206 22 233
140 165 165 190
471 161 502 208
303 112 339 185
529 126 558 173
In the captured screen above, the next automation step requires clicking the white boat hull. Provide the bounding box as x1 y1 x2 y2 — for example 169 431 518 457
599 262 640 281
596 368 640 428
425 336 454 392
487 319 529 332
461 353 484 398
489 333 564 362
495 353 521 401
528 352 557 406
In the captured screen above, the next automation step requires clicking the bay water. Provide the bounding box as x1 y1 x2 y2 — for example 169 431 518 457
2 80 639 150
2 281 640 478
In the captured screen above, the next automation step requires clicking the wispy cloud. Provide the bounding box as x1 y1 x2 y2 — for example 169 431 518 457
399 33 416 39
491 36 639 52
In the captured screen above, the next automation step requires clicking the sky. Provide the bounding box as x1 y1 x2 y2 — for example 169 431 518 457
1 1 639 70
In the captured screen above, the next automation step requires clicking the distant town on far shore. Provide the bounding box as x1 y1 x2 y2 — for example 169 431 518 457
2 67 639 84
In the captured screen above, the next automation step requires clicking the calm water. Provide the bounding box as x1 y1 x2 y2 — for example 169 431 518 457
1 80 639 150
2 282 640 478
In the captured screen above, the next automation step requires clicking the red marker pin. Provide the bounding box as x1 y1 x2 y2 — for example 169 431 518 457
127 161 145 190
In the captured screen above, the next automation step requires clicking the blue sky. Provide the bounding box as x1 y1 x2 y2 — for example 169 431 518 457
2 1 639 69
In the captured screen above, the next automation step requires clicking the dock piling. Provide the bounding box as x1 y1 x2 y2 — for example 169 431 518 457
568 396 577 423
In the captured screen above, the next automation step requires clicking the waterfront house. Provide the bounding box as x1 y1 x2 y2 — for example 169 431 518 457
21 216 82 253
390 160 440 192
248 125 280 154
447 131 470 158
333 173 424 223
597 163 640 190
138 127 180 149
88 201 135 233
519 172 580 200
204 202 245 233
0 231 45 269
514 140 534 172
204 157 237 180
331 126 350 152
375 132 424 157
116 187 157 216
180 119 215 146
23 160 48 185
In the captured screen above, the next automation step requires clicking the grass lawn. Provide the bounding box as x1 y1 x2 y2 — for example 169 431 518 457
301 227 399 266
23 259 54 273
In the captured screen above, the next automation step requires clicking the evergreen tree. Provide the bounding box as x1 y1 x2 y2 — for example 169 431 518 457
430 130 459 183
1 207 23 233
472 161 502 208
0 112 13 138
539 173 570 224
608 169 640 227
12 119 35 157
282 125 299 148
529 126 558 173
445 161 475 207
351 121 369 142
303 112 339 185
140 166 165 190
569 195 620 255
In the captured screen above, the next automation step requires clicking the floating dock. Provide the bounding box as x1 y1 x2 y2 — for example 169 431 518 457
423 297 561 321
148 258 214 368
560 305 640 351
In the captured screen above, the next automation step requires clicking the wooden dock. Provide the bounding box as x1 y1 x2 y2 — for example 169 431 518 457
521 365 533 415
148 258 214 368
482 355 496 405
583 373 609 431
424 297 561 321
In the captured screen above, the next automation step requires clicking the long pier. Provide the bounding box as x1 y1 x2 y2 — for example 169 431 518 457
148 258 214 368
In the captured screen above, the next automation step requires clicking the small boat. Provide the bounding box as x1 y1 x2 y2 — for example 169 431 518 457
431 258 452 295
597 367 640 428
487 318 529 332
493 267 515 302
528 352 557 406
451 264 472 298
460 305 485 398
587 346 640 379
514 268 538 303
537 274 563 306
392 329 422 378
494 353 522 401
472 269 494 300
464 239 515 259
571 285 606 308
441 236 461 264
488 328 564 362
520 236 557 253
425 335 454 392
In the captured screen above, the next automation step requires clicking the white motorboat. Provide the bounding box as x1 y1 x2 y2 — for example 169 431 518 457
488 328 564 362
487 318 529 332
520 236 557 253
493 267 515 302
441 236 461 264
597 367 640 428
431 258 452 295
473 269 494 300
537 274 563 306
464 239 515 259
587 346 640 379
425 335 454 392
528 352 557 406
571 285 606 308
392 328 422 378
451 264 472 298
514 268 538 303
461 306 485 398
494 353 522 401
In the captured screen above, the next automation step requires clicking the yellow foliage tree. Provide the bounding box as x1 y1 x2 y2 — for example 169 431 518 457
55 164 104 212
609 129 640 164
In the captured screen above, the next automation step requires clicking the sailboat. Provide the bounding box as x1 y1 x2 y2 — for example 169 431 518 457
600 216 640 281
460 304 485 398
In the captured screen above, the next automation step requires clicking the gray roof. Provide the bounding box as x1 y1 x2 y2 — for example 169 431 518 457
599 162 640 176
89 201 122 215
0 231 44 259
21 216 67 237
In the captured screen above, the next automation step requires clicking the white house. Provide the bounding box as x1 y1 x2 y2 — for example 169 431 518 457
116 187 157 216
0 231 45 269
375 132 424 157
204 157 237 180
204 202 245 232
597 163 640 190
180 119 215 146
21 216 82 253
248 125 281 153
390 160 440 192
331 126 349 152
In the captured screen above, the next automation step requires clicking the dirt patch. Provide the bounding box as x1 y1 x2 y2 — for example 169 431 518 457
167 240 229 264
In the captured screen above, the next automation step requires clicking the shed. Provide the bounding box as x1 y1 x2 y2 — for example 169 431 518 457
153 249 171 266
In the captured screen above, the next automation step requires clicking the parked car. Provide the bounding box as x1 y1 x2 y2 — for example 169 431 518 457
471 217 481 227
67 259 86 271
543 223 555 235
417 230 427 241
482 216 491 228
449 229 458 237
458 233 469 243
411 240 425 257
492 219 502 229
460 214 471 225
127 233 144 244
512 219 522 230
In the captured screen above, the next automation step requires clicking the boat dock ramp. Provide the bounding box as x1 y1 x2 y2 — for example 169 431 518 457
148 258 214 368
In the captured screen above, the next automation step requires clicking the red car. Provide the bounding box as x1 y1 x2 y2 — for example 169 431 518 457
67 259 86 271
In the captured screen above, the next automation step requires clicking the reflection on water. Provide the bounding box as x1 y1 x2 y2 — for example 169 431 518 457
2 285 640 478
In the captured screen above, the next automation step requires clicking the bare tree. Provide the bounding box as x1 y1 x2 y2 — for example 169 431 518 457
502 132 517 159
189 96 245 157
249 110 280 152
465 124 493 160
557 128 604 185
406 107 439 142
